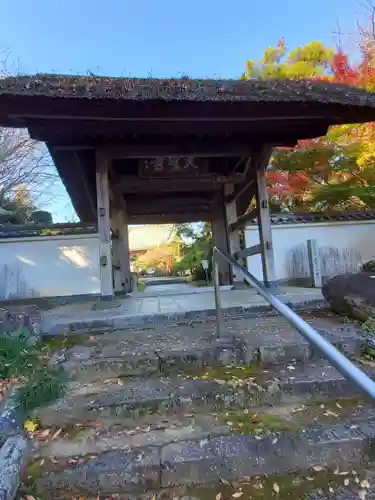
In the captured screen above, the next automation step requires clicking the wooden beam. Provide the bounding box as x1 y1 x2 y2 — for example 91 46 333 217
26 118 330 138
95 152 114 299
117 175 244 194
234 244 261 260
128 212 209 224
226 146 272 204
99 143 254 159
126 196 214 215
225 184 241 283
229 208 257 232
256 168 276 287
111 206 132 293
211 196 232 286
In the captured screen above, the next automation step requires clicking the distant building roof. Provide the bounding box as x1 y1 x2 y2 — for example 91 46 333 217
129 224 175 252
247 211 375 226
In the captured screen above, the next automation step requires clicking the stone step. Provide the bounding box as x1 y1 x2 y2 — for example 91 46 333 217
36 360 374 427
31 398 375 461
47 313 364 382
41 295 328 335
23 419 375 498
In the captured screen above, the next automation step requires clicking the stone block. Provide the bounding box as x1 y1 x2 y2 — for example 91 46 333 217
0 435 28 500
161 439 222 486
38 448 160 495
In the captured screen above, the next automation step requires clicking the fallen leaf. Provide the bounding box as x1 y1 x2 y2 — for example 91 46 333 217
361 479 371 489
312 466 324 472
216 493 222 500
344 478 350 486
24 420 38 433
51 428 62 440
24 496 37 500
273 482 280 494
232 492 243 498
323 410 339 418
336 402 343 409
226 421 234 426
359 359 375 367
358 490 367 500
306 476 314 481
39 429 50 438
293 405 307 413
220 478 230 485
355 477 361 484
329 487 334 493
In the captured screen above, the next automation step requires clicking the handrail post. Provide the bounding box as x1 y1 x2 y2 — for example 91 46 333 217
212 251 222 337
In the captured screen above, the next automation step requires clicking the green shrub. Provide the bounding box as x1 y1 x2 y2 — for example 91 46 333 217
17 368 67 413
0 333 67 414
0 333 39 379
362 260 375 272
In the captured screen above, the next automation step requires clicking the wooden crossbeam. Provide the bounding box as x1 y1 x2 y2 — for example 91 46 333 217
229 208 257 232
234 244 261 260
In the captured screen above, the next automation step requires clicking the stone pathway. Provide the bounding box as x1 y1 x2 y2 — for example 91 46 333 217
41 285 325 335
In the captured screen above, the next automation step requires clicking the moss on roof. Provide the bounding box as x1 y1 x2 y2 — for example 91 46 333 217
0 74 374 107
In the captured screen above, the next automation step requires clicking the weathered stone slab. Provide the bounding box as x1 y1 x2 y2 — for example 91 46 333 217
47 314 364 383
37 360 375 427
0 388 24 447
36 448 160 496
161 422 375 487
0 435 28 500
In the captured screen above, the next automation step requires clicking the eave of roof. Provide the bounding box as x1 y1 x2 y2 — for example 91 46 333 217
247 211 375 226
0 74 374 107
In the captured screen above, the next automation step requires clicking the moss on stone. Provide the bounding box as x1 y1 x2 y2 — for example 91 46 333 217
220 409 294 435
183 363 265 382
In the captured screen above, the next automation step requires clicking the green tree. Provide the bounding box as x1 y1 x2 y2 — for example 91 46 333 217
241 39 333 80
243 40 375 211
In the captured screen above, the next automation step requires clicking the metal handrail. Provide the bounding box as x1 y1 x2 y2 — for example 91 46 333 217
212 246 375 401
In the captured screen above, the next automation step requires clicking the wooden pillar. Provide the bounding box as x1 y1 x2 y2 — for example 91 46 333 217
111 206 132 293
95 153 114 300
256 168 276 288
225 184 242 284
211 192 232 286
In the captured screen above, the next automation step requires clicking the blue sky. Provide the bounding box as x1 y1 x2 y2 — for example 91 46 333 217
0 0 366 221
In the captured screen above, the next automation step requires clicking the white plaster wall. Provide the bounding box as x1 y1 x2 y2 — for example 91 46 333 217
0 234 100 299
245 220 375 283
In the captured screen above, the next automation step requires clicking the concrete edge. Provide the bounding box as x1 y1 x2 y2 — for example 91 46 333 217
41 298 330 336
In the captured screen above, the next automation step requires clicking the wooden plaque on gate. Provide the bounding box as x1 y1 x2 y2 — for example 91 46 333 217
139 157 208 178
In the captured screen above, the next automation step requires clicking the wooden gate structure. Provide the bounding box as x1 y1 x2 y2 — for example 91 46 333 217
0 75 374 299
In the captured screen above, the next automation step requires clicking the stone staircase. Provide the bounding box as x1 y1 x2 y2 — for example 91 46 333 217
19 310 375 499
